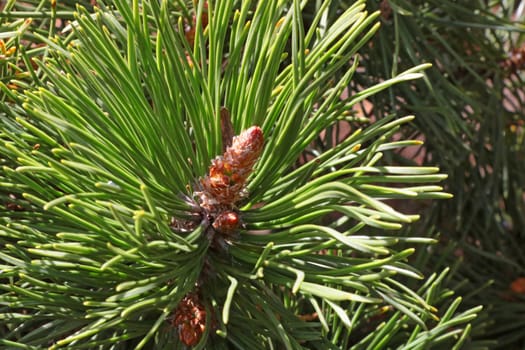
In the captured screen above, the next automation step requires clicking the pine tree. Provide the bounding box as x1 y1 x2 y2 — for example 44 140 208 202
1 1 481 348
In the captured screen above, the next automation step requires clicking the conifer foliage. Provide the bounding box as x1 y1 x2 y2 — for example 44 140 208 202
0 1 480 348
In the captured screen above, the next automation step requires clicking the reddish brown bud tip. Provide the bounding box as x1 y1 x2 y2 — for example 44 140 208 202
231 126 264 157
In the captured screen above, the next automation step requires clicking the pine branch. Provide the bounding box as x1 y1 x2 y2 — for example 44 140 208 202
0 0 480 348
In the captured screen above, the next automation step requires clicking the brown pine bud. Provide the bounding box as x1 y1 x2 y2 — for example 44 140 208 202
199 126 264 209
172 293 207 346
212 210 240 234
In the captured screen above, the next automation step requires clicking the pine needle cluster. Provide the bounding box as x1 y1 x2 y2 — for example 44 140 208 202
0 1 482 349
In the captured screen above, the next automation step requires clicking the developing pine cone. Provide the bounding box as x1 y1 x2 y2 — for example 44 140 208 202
195 125 263 236
198 126 264 211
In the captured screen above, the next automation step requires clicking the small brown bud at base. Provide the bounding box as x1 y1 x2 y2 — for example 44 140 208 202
172 293 207 346
212 211 240 234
